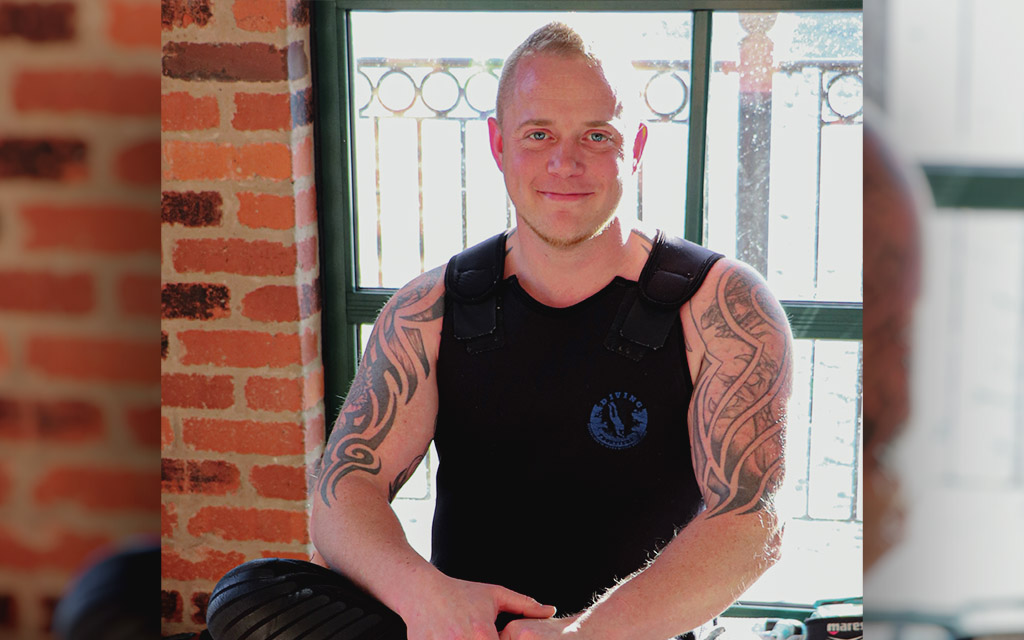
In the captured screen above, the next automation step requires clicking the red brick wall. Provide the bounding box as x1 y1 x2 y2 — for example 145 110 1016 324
0 0 162 636
160 0 323 634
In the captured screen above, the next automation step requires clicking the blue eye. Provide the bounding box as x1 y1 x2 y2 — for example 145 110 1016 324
589 132 609 142
528 131 548 140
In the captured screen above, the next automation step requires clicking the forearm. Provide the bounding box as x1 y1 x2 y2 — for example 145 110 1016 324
310 475 445 619
570 511 782 640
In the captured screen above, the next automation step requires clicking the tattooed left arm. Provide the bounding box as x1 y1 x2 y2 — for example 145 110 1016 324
515 260 793 640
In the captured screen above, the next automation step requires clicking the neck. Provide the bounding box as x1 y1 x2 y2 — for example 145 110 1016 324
506 218 648 307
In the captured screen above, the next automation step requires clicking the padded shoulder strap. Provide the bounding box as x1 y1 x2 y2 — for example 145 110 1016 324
444 231 508 344
606 231 724 361
638 231 724 307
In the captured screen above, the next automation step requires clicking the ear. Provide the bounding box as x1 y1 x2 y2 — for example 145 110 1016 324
487 117 504 172
631 123 648 174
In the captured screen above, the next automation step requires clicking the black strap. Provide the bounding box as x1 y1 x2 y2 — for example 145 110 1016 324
605 231 723 361
445 231 508 352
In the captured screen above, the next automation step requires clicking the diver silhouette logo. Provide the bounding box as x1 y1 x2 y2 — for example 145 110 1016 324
588 392 648 449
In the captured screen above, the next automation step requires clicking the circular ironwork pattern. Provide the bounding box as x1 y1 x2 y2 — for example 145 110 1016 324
377 68 418 114
464 70 498 115
644 71 690 119
355 70 373 112
420 69 462 114
825 72 863 120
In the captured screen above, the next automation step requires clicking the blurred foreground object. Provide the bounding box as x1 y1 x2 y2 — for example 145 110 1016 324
51 542 159 640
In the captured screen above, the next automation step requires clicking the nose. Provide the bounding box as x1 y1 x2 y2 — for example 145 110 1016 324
547 139 583 178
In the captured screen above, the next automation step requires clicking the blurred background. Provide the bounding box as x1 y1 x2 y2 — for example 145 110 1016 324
865 0 1024 636
0 0 161 637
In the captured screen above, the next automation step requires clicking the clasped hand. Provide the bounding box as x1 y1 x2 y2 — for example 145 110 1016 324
401 575 582 640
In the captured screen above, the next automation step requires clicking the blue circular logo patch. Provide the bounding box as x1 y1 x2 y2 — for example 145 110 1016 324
588 392 648 449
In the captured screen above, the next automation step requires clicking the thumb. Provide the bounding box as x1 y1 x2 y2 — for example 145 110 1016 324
493 587 557 619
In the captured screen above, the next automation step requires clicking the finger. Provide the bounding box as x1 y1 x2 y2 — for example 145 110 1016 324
492 587 557 619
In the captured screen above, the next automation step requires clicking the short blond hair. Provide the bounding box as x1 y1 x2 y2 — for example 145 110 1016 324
495 22 640 125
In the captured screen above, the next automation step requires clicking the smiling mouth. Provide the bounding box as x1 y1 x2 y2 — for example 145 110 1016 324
538 191 592 201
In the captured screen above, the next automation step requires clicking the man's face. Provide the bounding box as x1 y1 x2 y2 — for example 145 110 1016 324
488 53 645 249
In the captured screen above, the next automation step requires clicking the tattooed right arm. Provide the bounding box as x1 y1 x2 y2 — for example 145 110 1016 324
314 266 445 508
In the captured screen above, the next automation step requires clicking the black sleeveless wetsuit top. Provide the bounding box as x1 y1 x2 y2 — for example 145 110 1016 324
431 231 722 616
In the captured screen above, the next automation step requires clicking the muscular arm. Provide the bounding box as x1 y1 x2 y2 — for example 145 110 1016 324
508 260 792 640
311 266 556 637
310 266 446 613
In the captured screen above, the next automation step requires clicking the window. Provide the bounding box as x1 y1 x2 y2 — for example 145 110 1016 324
313 0 863 612
865 0 1024 619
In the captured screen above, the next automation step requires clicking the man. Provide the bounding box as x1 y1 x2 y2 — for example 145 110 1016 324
207 22 791 640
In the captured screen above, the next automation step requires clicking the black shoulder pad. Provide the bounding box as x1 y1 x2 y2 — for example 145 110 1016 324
444 232 507 304
637 231 724 308
444 231 508 343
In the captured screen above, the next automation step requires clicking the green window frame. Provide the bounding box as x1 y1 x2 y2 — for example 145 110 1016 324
312 0 863 620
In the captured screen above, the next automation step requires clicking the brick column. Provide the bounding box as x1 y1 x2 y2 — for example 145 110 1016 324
160 0 323 634
0 0 162 635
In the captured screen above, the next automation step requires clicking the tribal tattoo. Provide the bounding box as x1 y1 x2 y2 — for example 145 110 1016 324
317 268 444 507
689 264 791 519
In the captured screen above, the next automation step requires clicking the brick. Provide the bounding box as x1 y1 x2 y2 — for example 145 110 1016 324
0 462 9 504
161 548 245 581
297 236 317 271
304 413 325 455
179 329 301 368
162 42 289 82
242 286 299 323
296 184 316 227
233 92 290 131
188 506 307 543
162 373 234 409
161 413 173 448
245 375 302 412
261 549 308 561
292 134 313 178
304 367 324 410
287 40 307 80
27 336 157 383
161 590 182 623
162 502 177 536
301 327 318 365
35 467 159 510
0 2 74 41
14 71 160 115
119 273 160 317
161 331 169 359
126 405 161 448
301 280 321 318
161 0 212 29
162 190 223 227
0 270 93 314
237 192 294 230
0 525 110 571
162 141 290 181
235 143 292 180
162 92 219 131
191 591 211 624
162 458 240 495
291 86 313 128
288 0 309 26
250 464 305 500
182 418 303 455
109 0 159 48
233 0 286 32
0 397 104 442
21 203 158 254
0 139 87 180
0 593 14 628
162 283 230 320
115 139 160 185
173 238 297 276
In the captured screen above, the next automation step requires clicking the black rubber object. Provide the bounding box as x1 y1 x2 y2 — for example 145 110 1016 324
205 558 408 640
